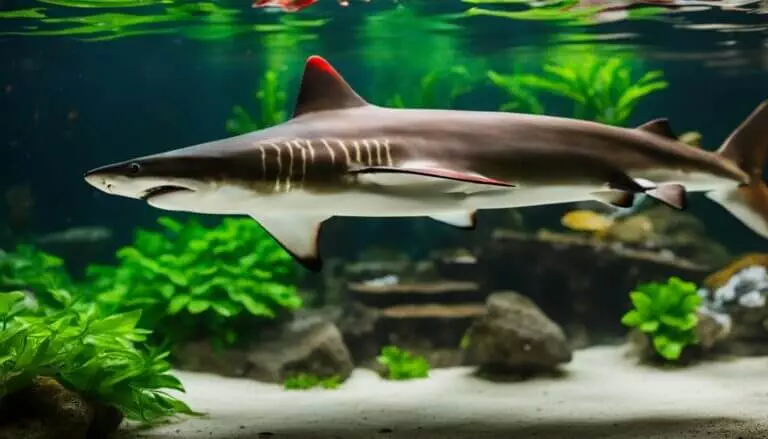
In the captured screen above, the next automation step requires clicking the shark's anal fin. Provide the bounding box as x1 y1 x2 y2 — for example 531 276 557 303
248 214 329 272
646 183 687 210
350 165 516 189
293 56 368 118
429 211 478 230
636 118 677 140
590 189 636 208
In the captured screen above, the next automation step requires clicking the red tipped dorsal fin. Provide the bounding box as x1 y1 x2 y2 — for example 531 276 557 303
293 55 368 118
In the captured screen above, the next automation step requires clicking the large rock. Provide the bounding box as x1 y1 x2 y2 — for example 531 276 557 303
245 317 354 382
463 292 572 375
0 376 122 439
479 230 712 345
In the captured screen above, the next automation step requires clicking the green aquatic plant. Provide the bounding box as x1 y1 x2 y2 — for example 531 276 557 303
489 53 668 126
386 66 476 110
376 346 430 380
0 245 74 305
282 373 342 390
86 216 302 348
621 277 702 362
463 0 603 25
0 3 327 42
0 289 198 424
226 68 289 136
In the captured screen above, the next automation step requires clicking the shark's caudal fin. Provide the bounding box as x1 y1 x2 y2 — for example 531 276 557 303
292 55 369 118
707 100 768 238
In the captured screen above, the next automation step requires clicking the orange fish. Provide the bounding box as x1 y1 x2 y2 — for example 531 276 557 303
252 0 317 12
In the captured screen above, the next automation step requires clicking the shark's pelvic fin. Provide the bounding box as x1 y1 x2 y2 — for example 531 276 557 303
646 183 687 210
636 118 677 140
249 213 328 272
293 56 368 118
429 211 478 229
590 189 636 208
349 165 516 189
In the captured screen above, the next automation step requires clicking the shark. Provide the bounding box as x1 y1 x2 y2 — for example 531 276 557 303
84 55 768 271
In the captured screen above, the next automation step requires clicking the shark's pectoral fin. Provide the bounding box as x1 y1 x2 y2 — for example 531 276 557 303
248 213 329 272
429 211 478 230
646 183 687 210
636 118 677 140
590 189 636 208
350 165 515 191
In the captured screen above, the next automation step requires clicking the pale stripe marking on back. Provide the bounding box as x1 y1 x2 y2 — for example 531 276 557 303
254 142 267 180
352 140 361 164
321 139 335 165
291 139 307 184
384 139 393 166
334 139 351 165
284 141 295 191
265 141 282 191
362 140 373 166
372 139 382 166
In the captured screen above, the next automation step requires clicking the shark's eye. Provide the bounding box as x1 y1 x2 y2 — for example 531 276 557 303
128 163 141 174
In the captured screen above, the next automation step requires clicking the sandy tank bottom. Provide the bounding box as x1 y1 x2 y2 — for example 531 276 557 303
120 346 768 439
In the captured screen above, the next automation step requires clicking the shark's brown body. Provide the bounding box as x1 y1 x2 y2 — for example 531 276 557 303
85 56 768 270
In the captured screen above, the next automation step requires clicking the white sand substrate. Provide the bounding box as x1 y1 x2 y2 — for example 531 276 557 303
123 346 768 439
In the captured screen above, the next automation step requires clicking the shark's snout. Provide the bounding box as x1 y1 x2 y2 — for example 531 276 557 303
84 161 197 202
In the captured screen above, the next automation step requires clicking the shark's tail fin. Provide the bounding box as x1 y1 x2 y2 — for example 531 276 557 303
706 100 768 238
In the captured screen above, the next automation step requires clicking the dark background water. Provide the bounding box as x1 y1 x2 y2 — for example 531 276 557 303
1 1 768 274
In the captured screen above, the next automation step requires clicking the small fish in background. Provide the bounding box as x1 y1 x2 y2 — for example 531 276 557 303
561 197 655 243
561 210 615 236
34 226 113 246
252 0 318 12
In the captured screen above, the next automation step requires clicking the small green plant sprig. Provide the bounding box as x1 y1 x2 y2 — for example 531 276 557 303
385 66 475 110
376 346 430 380
621 277 702 362
226 68 288 136
86 216 303 348
282 373 341 390
0 289 199 424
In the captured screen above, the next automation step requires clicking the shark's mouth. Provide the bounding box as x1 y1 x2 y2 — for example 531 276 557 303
141 185 193 201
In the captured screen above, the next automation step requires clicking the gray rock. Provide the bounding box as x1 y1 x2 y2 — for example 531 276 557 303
0 376 122 439
245 318 354 383
699 265 768 356
463 291 572 375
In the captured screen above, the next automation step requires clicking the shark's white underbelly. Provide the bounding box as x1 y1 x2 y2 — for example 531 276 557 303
168 170 737 217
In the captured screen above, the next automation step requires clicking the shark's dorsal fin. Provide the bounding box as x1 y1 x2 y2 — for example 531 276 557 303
636 118 677 140
293 56 368 118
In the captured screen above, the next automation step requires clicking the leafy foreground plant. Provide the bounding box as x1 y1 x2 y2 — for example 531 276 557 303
376 346 430 380
0 245 74 301
489 53 668 126
87 216 302 348
621 277 702 362
282 373 341 391
0 289 198 424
